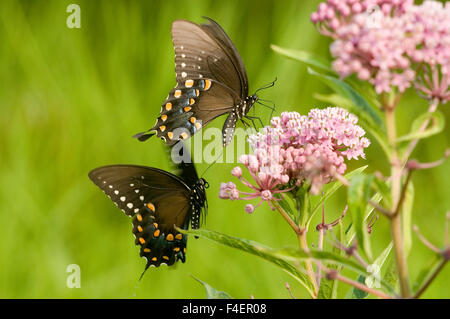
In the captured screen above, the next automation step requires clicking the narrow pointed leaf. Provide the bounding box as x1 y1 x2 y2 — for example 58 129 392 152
178 228 316 297
397 111 444 142
348 174 374 261
191 276 234 299
270 45 332 73
307 67 384 129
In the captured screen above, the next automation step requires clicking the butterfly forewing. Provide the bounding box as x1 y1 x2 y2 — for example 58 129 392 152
200 17 249 97
136 17 256 147
172 20 242 93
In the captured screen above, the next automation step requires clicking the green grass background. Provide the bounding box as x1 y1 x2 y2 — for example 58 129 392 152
0 0 449 298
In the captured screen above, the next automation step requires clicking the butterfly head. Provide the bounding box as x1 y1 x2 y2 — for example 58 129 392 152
200 178 209 189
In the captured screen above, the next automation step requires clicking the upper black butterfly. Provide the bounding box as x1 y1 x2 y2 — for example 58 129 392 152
88 152 208 270
134 17 266 147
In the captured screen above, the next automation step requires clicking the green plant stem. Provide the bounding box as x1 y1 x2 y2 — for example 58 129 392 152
316 226 324 287
321 265 392 299
413 259 448 299
385 106 411 298
402 98 439 165
271 200 318 297
297 230 318 297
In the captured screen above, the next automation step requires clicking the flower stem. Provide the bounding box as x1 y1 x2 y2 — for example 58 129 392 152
413 259 448 299
297 230 318 297
322 266 392 299
385 105 411 298
271 200 318 297
402 98 439 164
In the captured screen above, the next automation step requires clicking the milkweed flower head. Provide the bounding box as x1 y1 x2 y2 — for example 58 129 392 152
219 108 370 212
311 0 450 102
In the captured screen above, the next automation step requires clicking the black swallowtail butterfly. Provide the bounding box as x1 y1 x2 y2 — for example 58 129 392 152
88 154 208 271
134 17 269 147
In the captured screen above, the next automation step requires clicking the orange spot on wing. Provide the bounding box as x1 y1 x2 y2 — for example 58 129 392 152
147 203 155 212
204 79 211 90
175 234 183 240
153 229 160 237
139 237 145 244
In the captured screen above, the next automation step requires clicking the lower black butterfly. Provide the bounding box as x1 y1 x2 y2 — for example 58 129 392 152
88 151 208 271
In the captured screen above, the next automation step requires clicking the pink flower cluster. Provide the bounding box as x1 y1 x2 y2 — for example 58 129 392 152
311 0 450 102
219 108 370 212
311 0 412 35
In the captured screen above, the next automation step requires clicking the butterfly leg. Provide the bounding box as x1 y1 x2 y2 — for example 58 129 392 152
240 118 257 136
245 115 264 130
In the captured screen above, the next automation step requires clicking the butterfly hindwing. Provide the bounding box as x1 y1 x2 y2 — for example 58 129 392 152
88 165 197 268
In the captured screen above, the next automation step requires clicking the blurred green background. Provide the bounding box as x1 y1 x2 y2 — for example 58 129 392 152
0 0 449 299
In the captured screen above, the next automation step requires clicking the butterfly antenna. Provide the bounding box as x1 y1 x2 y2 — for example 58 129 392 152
254 77 277 94
200 149 224 178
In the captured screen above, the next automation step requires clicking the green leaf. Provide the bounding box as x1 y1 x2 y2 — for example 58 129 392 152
183 228 394 295
345 192 382 245
297 185 310 226
191 276 234 299
307 165 368 229
274 247 367 274
348 174 374 261
318 273 339 299
307 67 384 129
402 181 414 257
382 260 398 293
178 228 316 297
397 111 445 142
350 242 394 298
274 194 296 222
275 247 393 293
350 275 369 299
270 45 332 73
412 252 443 294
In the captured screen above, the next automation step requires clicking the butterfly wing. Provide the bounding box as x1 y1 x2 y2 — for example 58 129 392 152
137 18 250 146
89 165 192 268
200 17 249 98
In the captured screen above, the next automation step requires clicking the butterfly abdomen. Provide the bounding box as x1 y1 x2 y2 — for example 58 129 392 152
132 205 187 268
